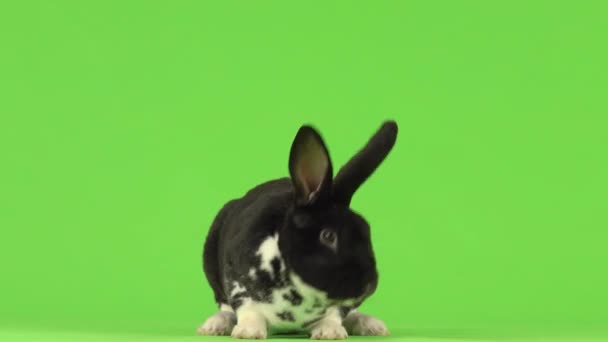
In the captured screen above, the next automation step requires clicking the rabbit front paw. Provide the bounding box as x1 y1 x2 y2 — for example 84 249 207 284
197 311 236 336
310 321 348 340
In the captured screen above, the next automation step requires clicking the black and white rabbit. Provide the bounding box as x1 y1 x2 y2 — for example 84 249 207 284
197 121 398 339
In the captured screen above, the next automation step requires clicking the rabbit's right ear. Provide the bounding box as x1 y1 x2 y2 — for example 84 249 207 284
289 126 333 207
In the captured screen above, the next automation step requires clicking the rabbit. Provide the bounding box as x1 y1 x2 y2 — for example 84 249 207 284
197 120 398 339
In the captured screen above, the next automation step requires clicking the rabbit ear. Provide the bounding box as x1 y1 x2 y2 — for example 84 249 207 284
289 125 333 207
333 120 398 206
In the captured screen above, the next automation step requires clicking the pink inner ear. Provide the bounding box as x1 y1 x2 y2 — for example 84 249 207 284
297 154 327 199
297 167 311 195
295 136 329 201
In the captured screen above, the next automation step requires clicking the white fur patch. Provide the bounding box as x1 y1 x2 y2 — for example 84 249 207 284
255 233 284 276
248 267 257 280
232 300 268 339
231 281 247 297
220 303 234 313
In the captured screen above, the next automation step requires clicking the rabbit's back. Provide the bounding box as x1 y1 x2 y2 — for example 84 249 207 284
203 178 293 307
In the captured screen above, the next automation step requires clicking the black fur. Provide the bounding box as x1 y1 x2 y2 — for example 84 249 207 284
333 121 398 206
202 120 398 318
282 289 303 306
277 311 296 322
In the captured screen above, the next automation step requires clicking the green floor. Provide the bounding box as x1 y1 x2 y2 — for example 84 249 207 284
2 330 607 342
1 322 607 342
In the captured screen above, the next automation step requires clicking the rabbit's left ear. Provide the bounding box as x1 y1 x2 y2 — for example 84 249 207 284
289 125 333 207
333 120 398 206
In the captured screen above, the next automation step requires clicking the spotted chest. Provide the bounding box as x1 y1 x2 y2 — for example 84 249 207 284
245 278 331 332
224 233 338 331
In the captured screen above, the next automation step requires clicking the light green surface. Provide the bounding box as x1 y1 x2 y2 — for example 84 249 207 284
1 326 608 342
1 1 607 341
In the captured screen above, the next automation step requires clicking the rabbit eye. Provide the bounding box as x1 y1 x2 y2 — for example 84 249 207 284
319 229 338 250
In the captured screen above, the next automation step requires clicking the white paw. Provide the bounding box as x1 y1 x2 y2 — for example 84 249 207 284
343 312 389 336
197 311 236 336
310 321 348 340
231 322 267 339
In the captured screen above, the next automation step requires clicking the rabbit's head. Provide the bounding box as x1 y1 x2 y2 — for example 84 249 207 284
279 121 398 301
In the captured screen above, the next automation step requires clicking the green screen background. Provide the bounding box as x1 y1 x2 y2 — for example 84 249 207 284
1 1 607 341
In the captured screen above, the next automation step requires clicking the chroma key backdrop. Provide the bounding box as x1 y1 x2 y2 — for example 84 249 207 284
1 1 607 341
